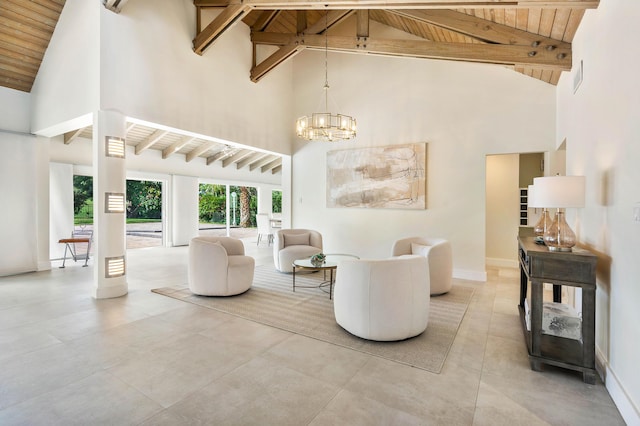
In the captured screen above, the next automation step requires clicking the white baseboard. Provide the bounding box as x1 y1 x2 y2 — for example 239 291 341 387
37 260 52 271
596 346 640 425
453 269 487 282
486 257 519 269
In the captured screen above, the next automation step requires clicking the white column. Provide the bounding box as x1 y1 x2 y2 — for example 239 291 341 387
171 175 199 246
92 110 127 299
257 186 273 215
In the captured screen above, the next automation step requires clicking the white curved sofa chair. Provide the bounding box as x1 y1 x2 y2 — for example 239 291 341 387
333 256 430 341
188 236 255 296
392 237 453 295
273 229 322 273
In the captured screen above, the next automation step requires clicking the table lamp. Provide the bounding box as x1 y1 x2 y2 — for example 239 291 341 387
532 176 585 252
527 184 552 243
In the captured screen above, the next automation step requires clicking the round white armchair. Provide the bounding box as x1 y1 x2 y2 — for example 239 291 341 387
333 255 430 341
392 237 453 295
188 236 255 296
273 229 323 273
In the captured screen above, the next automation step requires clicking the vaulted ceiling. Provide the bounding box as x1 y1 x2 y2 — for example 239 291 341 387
0 0 599 173
194 0 598 85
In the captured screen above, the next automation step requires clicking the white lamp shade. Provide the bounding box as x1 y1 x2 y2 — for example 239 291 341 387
533 176 585 208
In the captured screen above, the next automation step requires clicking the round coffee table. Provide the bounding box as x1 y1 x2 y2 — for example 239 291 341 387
292 253 359 299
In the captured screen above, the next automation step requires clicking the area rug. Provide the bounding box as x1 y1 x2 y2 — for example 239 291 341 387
152 265 474 373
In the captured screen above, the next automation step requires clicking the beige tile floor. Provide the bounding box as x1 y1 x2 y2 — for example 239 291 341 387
0 238 625 425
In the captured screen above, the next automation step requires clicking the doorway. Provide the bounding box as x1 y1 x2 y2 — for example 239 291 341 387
485 152 545 268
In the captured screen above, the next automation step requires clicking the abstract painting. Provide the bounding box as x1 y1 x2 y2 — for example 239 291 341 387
327 143 427 209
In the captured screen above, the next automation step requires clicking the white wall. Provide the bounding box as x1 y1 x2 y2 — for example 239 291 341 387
49 163 74 259
292 50 556 280
172 175 199 246
0 87 30 133
30 0 100 135
486 154 520 267
556 1 640 423
98 0 293 155
0 132 38 276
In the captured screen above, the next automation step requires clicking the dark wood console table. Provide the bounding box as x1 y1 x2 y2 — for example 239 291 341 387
518 237 597 384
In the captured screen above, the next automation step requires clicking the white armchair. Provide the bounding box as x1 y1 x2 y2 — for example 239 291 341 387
333 256 430 341
188 236 255 296
273 229 322 273
392 237 453 295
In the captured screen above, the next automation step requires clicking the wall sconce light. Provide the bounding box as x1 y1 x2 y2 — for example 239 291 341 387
533 176 585 252
105 192 125 213
527 184 552 242
105 136 126 158
105 255 126 278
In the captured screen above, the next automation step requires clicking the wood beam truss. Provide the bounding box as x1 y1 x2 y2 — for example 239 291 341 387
251 32 571 69
194 0 598 10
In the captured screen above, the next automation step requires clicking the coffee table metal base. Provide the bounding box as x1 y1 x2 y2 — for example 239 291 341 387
292 267 336 299
291 254 359 299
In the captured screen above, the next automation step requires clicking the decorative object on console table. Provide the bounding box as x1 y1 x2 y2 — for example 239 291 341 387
527 184 552 243
532 175 585 251
517 237 597 384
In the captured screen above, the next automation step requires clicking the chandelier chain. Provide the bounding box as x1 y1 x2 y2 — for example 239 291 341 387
294 10 356 142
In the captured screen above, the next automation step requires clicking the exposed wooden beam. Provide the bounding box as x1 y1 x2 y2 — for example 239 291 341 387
222 149 254 168
162 136 195 159
251 32 572 69
250 44 302 82
135 129 168 155
357 10 369 38
297 10 307 34
196 0 599 10
387 9 570 48
261 158 282 173
206 147 235 165
250 10 353 82
249 155 278 171
186 142 216 162
271 164 282 174
193 4 252 55
237 152 269 170
64 127 85 145
194 0 229 5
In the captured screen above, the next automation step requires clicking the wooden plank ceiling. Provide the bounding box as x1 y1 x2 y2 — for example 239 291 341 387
0 0 65 92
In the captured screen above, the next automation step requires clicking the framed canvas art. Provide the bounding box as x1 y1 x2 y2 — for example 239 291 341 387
327 142 427 209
